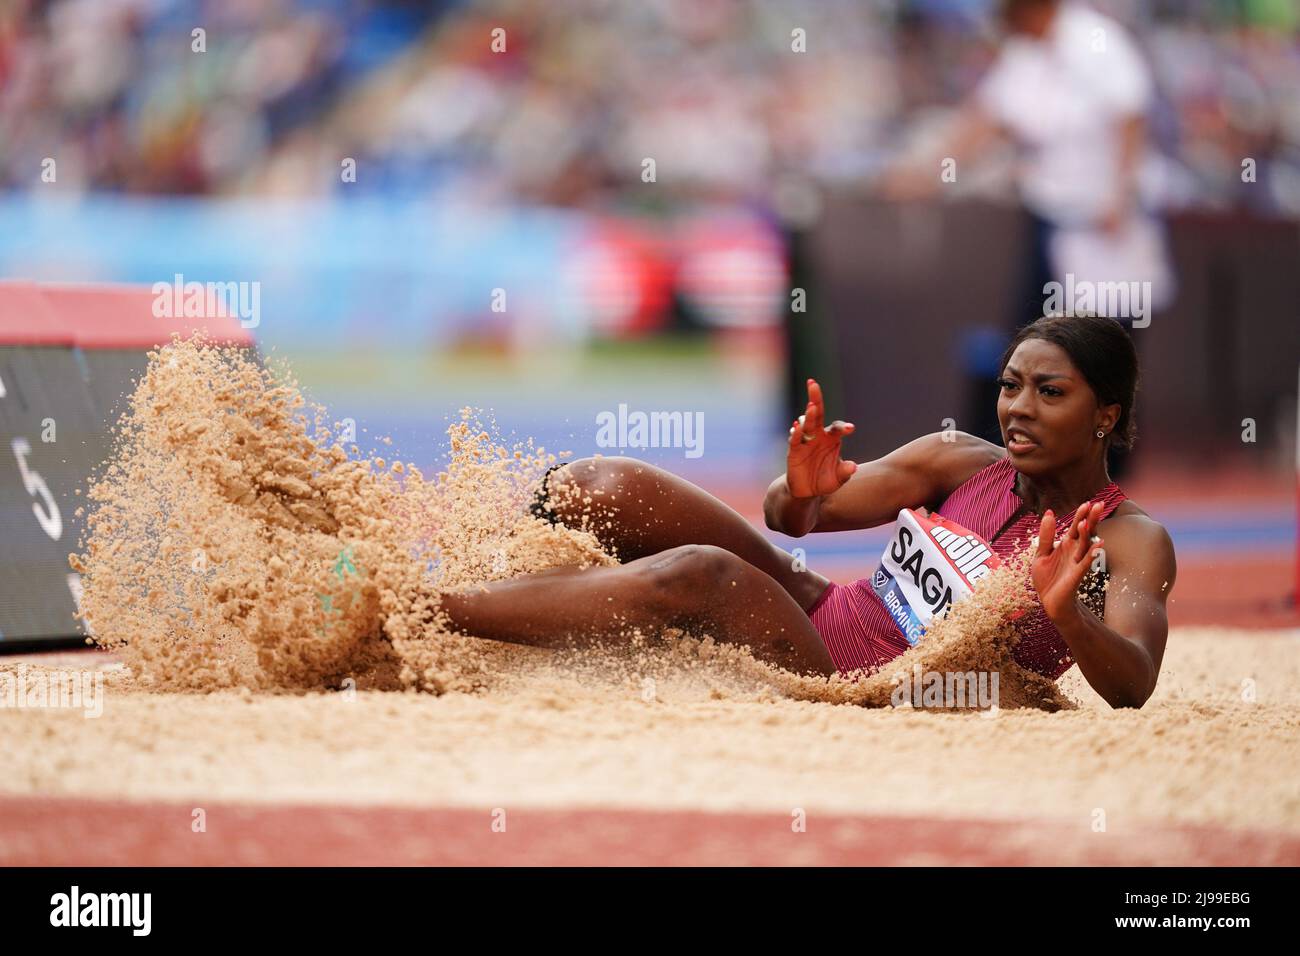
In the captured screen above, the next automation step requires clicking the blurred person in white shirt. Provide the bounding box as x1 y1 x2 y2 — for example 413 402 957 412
883 0 1174 474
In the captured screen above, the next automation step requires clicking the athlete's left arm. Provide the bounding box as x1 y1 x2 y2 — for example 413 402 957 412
1053 514 1177 709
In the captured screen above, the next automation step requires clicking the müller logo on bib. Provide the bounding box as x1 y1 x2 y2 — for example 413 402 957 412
872 509 1001 646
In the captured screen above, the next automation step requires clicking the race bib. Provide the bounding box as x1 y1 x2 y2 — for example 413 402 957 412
871 509 1000 646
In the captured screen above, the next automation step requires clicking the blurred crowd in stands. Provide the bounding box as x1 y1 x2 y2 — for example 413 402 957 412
2 0 1298 217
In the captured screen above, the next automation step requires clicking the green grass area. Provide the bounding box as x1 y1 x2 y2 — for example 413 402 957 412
279 335 736 397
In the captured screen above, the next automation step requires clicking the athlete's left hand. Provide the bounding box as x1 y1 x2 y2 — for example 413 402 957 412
1030 501 1105 623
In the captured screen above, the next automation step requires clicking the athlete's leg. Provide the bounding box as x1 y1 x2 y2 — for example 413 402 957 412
535 456 829 611
439 543 837 676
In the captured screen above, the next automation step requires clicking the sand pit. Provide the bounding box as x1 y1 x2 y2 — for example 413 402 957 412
0 627 1298 840
2 336 1296 862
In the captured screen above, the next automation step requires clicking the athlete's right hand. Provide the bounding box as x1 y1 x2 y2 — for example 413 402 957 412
786 379 858 499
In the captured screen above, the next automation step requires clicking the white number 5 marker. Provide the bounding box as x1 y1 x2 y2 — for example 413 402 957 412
11 437 63 541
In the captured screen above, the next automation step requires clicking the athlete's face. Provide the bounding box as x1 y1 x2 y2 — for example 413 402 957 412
996 339 1119 476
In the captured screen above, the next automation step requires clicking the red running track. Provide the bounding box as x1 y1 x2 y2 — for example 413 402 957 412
1 796 1296 866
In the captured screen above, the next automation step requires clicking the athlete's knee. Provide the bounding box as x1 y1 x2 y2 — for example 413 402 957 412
559 456 646 492
637 544 747 615
547 456 650 516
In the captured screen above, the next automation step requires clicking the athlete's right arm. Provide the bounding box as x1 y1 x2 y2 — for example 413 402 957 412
764 382 1004 537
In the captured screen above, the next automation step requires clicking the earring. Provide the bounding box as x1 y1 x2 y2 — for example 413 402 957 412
1096 430 1105 438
